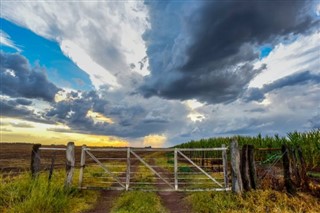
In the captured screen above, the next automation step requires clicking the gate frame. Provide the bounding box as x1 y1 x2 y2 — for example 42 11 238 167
78 146 231 192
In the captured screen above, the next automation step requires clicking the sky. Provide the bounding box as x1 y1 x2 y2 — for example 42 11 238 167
0 0 320 147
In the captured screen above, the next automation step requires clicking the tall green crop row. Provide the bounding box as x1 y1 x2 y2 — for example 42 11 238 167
175 129 320 168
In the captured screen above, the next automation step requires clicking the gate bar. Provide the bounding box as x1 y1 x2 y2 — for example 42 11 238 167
130 150 174 189
222 144 229 187
85 150 125 188
178 151 223 187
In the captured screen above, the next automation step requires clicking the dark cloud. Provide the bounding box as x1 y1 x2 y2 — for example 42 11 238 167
7 98 33 106
141 0 318 104
47 127 74 133
183 0 315 70
0 52 61 102
310 115 320 129
245 108 267 113
0 121 33 128
0 98 55 124
243 71 320 102
46 89 188 138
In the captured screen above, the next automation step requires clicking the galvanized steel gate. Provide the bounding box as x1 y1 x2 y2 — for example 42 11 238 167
78 146 230 191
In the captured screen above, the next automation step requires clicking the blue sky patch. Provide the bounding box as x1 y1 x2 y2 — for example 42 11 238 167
0 18 93 91
260 45 273 59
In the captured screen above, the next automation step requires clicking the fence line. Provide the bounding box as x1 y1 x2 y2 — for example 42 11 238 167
27 139 309 195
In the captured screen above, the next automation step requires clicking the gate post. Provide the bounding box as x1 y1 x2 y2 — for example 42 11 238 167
174 148 178 190
230 139 243 194
126 147 131 191
222 144 229 188
65 142 75 188
79 145 86 188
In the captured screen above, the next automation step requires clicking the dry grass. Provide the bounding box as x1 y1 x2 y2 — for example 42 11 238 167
186 190 320 213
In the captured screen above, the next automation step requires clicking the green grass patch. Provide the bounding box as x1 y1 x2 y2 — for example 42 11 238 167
307 171 320 178
0 171 98 213
111 191 168 213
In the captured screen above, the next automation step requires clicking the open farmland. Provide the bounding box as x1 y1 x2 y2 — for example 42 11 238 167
1 131 320 213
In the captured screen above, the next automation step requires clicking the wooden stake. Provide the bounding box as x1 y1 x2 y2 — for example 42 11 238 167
31 144 41 178
297 146 309 191
282 144 296 195
174 148 178 190
247 145 257 189
126 147 131 191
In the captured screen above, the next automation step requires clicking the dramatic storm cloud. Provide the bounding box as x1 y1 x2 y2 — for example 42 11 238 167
141 0 318 104
47 89 189 139
0 52 60 102
1 1 149 89
1 1 319 146
244 71 320 102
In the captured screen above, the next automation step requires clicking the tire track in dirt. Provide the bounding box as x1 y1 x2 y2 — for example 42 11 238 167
149 159 192 213
85 160 139 213
86 156 192 213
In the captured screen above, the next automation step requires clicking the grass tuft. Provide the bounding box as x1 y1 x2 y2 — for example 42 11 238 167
0 172 97 213
111 191 168 213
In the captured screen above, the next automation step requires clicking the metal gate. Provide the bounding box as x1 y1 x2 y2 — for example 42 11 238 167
78 146 230 191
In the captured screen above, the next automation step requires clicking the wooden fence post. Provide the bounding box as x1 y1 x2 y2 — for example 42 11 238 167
247 145 257 189
291 147 301 187
282 144 296 195
65 142 75 188
241 145 251 191
222 144 229 188
31 144 41 178
79 145 86 188
126 147 131 191
297 146 309 191
174 148 178 190
230 139 243 194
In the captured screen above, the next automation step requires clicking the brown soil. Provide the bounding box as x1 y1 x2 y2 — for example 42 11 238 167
85 190 122 213
151 160 191 213
86 158 191 213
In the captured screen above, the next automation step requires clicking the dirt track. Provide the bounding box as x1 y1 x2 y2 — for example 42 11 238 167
86 158 191 213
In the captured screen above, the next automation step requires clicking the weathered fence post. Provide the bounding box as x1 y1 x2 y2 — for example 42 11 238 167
65 142 75 188
247 145 257 189
31 144 41 178
282 144 296 195
126 147 131 191
297 146 309 191
241 145 251 191
230 139 243 194
79 145 86 188
222 144 229 188
290 147 301 187
174 148 178 190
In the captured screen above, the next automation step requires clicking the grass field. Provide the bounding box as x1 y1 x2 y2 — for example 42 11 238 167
1 131 320 213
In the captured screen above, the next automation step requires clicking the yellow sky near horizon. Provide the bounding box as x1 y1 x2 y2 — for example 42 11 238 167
0 117 128 147
0 117 168 147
